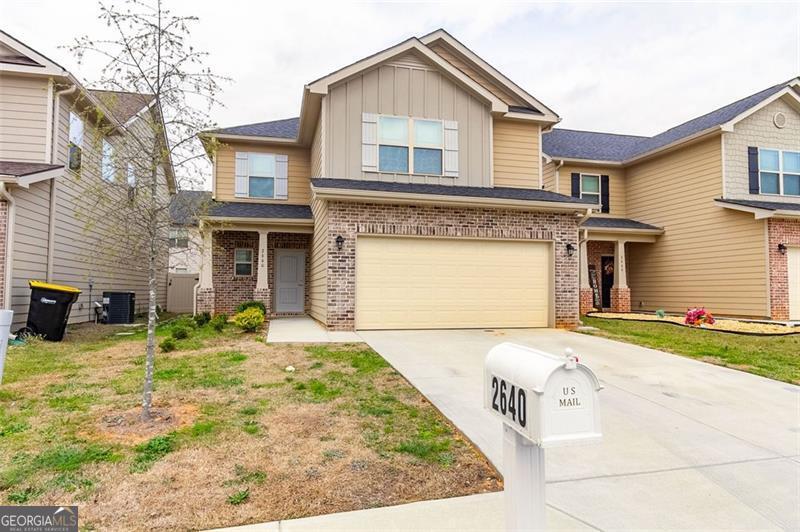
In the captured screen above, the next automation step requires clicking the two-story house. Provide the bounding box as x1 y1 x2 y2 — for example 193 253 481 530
197 30 595 330
197 28 800 329
543 77 800 321
0 30 175 328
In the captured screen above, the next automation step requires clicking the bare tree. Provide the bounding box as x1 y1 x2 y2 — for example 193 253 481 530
67 0 226 420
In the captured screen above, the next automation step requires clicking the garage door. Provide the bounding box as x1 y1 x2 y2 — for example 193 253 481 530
789 247 800 321
355 236 551 330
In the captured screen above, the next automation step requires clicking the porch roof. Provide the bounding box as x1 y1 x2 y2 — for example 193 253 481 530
581 217 663 231
204 201 312 220
715 198 800 218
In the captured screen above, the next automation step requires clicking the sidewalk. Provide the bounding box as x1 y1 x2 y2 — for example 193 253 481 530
212 492 594 531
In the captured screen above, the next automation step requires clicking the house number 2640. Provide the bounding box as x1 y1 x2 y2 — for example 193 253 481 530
490 376 526 428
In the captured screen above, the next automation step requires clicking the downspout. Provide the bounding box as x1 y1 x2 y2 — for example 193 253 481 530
0 183 15 310
555 159 565 194
46 84 77 282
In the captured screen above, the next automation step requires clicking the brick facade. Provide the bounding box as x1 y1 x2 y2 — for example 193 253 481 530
325 201 580 331
768 218 800 320
207 230 310 315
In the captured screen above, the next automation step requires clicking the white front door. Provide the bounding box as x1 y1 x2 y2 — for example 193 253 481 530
789 247 800 321
275 249 305 313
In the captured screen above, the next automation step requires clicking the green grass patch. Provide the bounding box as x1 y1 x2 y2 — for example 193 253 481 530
294 379 342 403
238 406 259 416
131 434 176 473
305 345 389 374
581 317 800 384
227 488 250 505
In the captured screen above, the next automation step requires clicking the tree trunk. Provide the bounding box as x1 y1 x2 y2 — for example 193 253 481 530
141 148 161 421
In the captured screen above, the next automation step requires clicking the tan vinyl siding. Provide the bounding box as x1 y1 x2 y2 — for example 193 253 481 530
308 198 328 323
558 165 627 217
625 136 768 317
492 118 540 188
214 142 311 204
324 62 491 187
428 43 522 106
10 93 168 327
542 160 556 191
0 73 48 162
310 102 325 178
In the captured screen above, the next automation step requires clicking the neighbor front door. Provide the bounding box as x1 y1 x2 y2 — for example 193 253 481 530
601 256 614 309
275 249 305 313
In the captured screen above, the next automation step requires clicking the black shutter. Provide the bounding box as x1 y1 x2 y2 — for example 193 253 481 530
571 173 580 197
748 147 759 194
600 175 610 213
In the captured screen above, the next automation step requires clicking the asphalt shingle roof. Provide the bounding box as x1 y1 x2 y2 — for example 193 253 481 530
716 198 800 212
0 161 62 177
89 89 155 123
206 202 313 219
544 79 796 162
170 190 212 226
311 178 594 205
209 117 300 139
581 217 662 231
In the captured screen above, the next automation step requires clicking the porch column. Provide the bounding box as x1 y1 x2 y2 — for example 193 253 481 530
253 230 271 312
196 229 215 314
579 239 594 315
611 239 631 312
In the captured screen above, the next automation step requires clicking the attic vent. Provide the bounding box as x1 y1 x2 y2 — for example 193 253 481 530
773 112 787 129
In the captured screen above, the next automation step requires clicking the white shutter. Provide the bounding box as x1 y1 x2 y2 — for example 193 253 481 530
443 120 459 177
235 152 249 197
275 154 288 200
362 112 378 172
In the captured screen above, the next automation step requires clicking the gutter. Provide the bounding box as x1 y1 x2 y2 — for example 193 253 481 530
0 183 15 310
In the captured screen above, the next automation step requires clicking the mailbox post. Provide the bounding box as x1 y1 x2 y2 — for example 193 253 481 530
485 343 602 530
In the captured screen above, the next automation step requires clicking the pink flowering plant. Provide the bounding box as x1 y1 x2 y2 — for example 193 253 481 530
684 307 715 326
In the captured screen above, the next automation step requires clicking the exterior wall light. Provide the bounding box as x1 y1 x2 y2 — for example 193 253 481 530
566 243 576 257
778 243 787 255
335 235 345 250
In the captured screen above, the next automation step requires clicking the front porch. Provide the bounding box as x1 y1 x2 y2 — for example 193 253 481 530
578 218 664 315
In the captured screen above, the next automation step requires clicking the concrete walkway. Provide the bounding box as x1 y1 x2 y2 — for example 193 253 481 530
266 316 361 343
359 328 800 531
214 492 593 531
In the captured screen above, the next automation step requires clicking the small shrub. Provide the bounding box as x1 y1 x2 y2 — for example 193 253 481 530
193 312 211 326
227 488 250 505
210 314 227 332
236 300 266 315
655 309 666 319
233 308 265 332
171 326 190 340
159 338 176 352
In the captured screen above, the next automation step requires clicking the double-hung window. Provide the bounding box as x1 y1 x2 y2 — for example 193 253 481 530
68 112 84 171
101 139 114 182
760 148 800 196
169 228 189 248
378 116 443 175
248 153 276 198
580 174 601 204
234 248 253 276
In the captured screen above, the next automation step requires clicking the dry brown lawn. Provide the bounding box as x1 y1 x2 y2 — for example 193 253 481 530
0 318 500 530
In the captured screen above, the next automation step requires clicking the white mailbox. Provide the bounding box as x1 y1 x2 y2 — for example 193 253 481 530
485 342 602 447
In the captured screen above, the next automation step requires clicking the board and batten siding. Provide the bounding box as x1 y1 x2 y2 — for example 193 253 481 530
625 136 768 317
10 92 168 327
0 73 49 162
310 104 325 178
214 142 311 204
492 118 540 188
308 198 328 324
324 56 491 187
557 165 627 217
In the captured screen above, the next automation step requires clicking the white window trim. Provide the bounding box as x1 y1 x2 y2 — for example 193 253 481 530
101 139 114 182
247 152 277 199
69 111 84 147
234 248 254 277
759 147 800 197
377 114 444 176
579 173 601 205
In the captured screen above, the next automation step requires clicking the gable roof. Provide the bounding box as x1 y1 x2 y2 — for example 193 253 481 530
209 117 300 140
170 190 212 226
0 29 67 76
544 78 800 163
89 89 155 124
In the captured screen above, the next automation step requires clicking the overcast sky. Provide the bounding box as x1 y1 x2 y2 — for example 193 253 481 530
3 1 799 136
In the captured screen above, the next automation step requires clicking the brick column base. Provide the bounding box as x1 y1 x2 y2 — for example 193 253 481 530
253 288 271 316
580 288 595 315
196 288 215 314
611 287 631 313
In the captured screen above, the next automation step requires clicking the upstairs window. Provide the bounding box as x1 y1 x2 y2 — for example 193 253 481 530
68 112 84 171
248 153 276 198
580 174 601 204
760 148 800 196
127 162 136 186
101 139 114 182
169 228 189 248
378 116 444 175
234 248 253 276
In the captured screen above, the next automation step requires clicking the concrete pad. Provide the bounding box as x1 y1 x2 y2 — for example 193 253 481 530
211 492 594 531
266 316 361 343
359 328 800 530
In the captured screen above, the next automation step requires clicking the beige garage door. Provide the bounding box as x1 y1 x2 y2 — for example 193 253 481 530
355 236 551 330
789 247 800 321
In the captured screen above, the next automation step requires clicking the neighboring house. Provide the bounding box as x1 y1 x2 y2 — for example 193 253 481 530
542 77 800 321
0 30 175 327
197 30 594 330
169 190 210 274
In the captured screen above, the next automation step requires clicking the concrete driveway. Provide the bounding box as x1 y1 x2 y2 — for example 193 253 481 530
358 328 800 531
